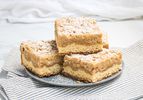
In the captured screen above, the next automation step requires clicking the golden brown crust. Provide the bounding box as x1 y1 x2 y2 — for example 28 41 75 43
64 49 122 74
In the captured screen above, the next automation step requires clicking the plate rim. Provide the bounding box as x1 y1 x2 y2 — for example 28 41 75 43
25 62 124 87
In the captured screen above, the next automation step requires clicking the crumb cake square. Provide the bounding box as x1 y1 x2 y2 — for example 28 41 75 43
55 17 103 54
20 40 63 77
62 49 122 83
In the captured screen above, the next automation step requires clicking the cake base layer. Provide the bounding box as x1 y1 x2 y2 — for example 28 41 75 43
58 43 102 54
22 55 62 77
62 64 121 83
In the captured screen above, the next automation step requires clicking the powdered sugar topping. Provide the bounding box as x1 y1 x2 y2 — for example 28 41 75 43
22 40 57 55
57 17 101 35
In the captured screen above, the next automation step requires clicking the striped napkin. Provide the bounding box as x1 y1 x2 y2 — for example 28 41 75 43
1 40 143 100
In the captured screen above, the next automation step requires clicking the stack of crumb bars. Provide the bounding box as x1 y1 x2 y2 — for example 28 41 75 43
20 17 122 83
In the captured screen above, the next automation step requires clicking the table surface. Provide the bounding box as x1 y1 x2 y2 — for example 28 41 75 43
0 20 143 99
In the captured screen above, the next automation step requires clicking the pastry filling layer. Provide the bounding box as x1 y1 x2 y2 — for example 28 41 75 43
22 54 62 77
56 34 102 47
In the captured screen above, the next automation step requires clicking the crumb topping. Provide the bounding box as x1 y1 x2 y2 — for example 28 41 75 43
70 49 121 63
21 40 57 55
57 17 101 35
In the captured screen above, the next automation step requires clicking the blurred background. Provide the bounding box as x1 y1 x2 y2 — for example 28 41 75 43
0 0 143 23
0 0 143 68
